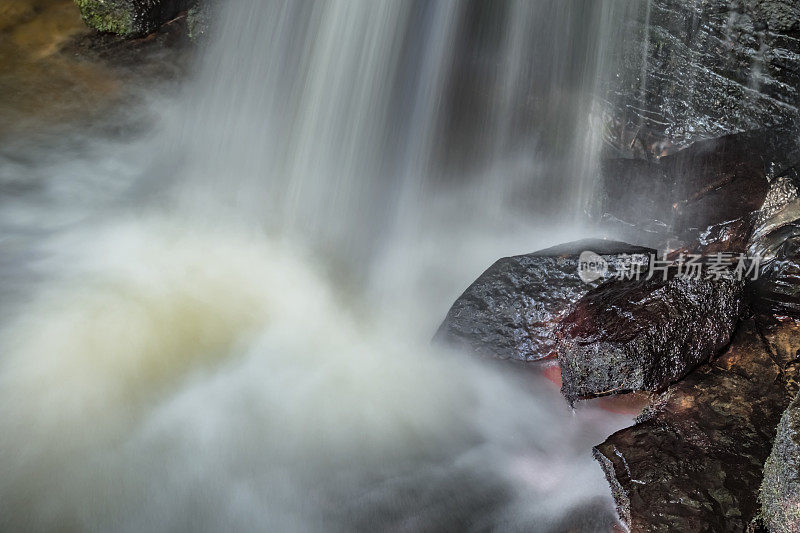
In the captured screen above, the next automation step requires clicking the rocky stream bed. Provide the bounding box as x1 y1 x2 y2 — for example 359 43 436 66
439 123 800 531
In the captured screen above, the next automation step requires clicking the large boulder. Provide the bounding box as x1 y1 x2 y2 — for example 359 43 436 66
762 392 800 533
604 0 800 154
594 319 800 532
74 0 194 37
556 268 743 403
597 124 800 250
435 239 653 361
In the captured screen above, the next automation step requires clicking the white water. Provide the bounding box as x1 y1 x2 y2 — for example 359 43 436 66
0 1 636 531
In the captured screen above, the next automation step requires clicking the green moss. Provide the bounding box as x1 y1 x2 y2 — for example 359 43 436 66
187 3 209 42
74 0 136 36
761 394 800 532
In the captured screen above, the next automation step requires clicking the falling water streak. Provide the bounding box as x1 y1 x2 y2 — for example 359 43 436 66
567 0 640 220
474 1 537 222
170 0 641 270
0 1 648 531
638 0 652 134
373 0 461 260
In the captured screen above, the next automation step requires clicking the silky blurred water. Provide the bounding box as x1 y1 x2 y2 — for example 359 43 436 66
0 1 641 531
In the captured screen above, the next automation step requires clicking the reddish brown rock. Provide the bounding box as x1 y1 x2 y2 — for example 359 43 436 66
556 269 743 403
593 319 800 532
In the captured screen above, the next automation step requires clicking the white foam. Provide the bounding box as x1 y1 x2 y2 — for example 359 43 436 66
0 217 624 531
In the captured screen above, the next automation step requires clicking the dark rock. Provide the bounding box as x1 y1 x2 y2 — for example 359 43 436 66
761 392 800 533
556 268 743 403
665 132 772 234
74 0 195 37
749 0 800 33
594 319 800 532
749 221 800 317
674 216 757 256
65 11 194 80
597 158 674 247
597 124 800 250
604 0 800 153
754 178 800 239
435 239 653 362
747 164 800 318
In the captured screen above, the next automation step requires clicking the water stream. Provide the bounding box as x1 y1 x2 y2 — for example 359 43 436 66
0 1 642 531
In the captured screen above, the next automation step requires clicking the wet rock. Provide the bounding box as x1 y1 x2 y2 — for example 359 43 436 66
594 319 800 532
665 132 772 234
556 268 743 403
762 393 800 533
186 1 210 42
747 166 800 319
66 10 193 80
604 0 800 152
74 0 194 37
435 239 653 362
597 158 674 247
749 221 800 317
597 124 800 250
750 0 800 33
673 217 757 257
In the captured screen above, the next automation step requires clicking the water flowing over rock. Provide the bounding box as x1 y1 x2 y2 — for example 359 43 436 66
762 391 800 533
75 0 194 37
598 123 800 250
604 0 800 154
594 319 800 532
556 268 743 403
435 239 653 361
186 1 210 41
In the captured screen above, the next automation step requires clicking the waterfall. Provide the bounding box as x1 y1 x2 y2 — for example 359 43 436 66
0 2 638 531
169 0 628 267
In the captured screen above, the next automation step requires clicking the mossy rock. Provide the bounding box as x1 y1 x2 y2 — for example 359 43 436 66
74 0 194 37
748 0 800 32
761 393 800 532
186 1 210 42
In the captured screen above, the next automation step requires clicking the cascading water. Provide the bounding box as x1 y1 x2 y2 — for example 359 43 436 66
169 0 628 266
0 1 639 531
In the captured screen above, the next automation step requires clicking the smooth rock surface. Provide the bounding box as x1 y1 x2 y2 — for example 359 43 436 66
435 239 653 361
748 160 800 318
557 268 743 403
594 319 800 532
